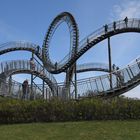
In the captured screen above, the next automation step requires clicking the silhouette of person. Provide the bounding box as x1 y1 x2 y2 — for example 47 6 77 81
36 45 40 54
112 64 116 71
104 24 108 33
30 58 35 71
124 17 128 27
113 21 116 30
22 79 29 100
87 38 89 44
115 67 124 86
136 59 140 68
116 66 119 70
55 62 57 70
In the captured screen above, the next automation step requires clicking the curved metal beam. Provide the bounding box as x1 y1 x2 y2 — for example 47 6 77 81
0 13 140 99
44 18 140 73
77 63 112 73
0 60 57 95
43 12 79 73
77 59 140 98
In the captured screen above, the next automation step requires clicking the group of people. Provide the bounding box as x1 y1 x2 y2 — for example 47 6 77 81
112 64 125 87
21 17 130 98
104 16 128 33
21 45 44 99
112 64 119 71
22 57 35 100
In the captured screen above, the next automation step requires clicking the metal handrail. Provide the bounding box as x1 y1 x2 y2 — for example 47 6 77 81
0 60 57 92
57 18 140 70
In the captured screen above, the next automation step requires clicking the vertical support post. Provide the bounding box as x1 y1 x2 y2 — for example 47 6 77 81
65 71 70 100
74 36 78 99
100 77 104 92
31 52 34 100
126 68 132 80
128 65 134 78
8 75 12 96
74 63 77 99
95 79 99 93
42 65 45 99
68 79 70 99
56 86 58 98
18 85 20 99
46 88 48 100
108 37 112 89
89 79 93 92
49 90 51 100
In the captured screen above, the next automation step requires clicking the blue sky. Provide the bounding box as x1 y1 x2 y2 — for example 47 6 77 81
0 0 140 98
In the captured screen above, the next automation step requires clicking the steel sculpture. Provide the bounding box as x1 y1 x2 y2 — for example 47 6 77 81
0 12 140 99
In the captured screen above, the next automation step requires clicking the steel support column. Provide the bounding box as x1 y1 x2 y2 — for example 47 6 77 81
108 37 112 89
8 75 12 96
42 65 45 99
65 70 70 100
31 53 34 100
74 63 77 99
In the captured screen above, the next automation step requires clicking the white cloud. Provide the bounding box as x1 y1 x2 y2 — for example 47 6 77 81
110 0 140 21
109 0 140 98
109 0 140 63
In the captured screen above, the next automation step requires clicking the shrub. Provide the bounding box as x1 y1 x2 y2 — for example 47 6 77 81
0 96 140 124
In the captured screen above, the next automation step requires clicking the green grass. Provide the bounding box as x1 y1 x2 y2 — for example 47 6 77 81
0 121 140 140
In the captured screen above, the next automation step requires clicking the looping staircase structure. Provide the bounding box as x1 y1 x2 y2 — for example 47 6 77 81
43 16 140 74
42 12 79 74
0 41 36 54
0 60 57 95
77 59 140 98
0 12 140 99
